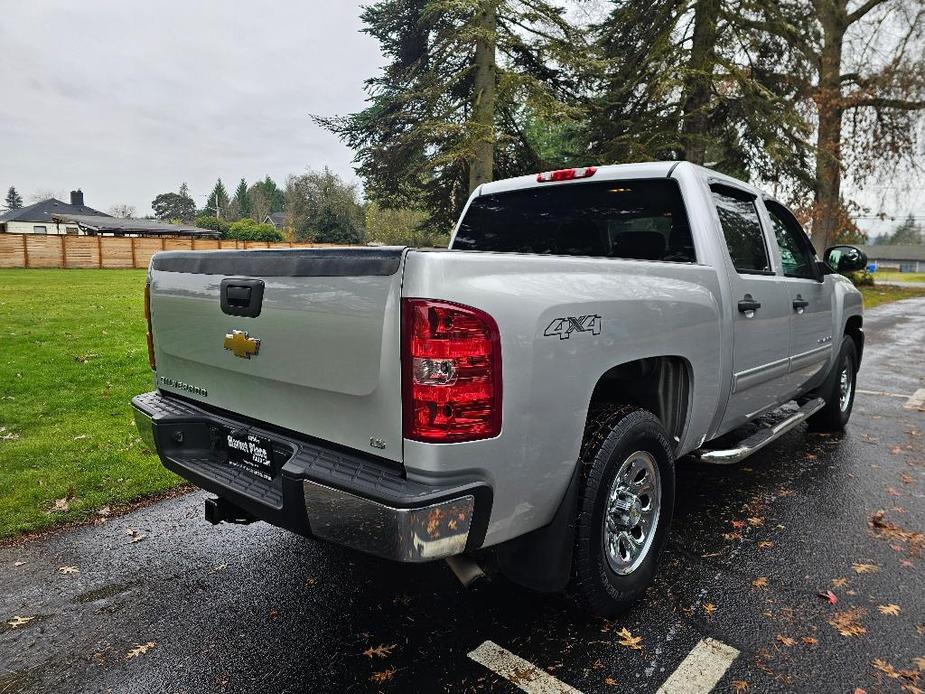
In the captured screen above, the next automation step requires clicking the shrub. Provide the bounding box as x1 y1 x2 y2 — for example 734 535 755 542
194 215 229 234
223 218 284 242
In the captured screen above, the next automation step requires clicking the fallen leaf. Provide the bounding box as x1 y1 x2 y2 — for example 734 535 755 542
747 517 765 527
777 635 796 647
817 590 838 605
363 644 396 659
830 609 867 637
58 565 79 575
853 689 867 694
49 497 70 513
732 681 749 693
7 615 34 629
125 642 155 660
852 562 880 574
872 658 901 678
703 602 717 615
369 666 396 683
730 520 746 529
724 532 743 541
758 540 774 549
878 604 901 616
125 528 146 544
616 627 643 650
801 636 818 646
832 577 849 587
752 577 769 588
96 506 111 517
913 656 925 672
604 676 618 686
14 561 26 567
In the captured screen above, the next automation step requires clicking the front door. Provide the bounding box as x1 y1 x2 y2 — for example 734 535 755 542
764 199 835 392
711 184 793 428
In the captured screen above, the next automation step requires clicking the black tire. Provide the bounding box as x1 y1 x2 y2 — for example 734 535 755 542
570 404 675 617
807 337 858 432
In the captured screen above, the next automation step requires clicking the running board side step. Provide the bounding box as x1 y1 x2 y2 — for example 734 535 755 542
697 398 825 465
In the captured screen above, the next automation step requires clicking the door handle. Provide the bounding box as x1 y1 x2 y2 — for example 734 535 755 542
737 294 761 317
792 295 809 313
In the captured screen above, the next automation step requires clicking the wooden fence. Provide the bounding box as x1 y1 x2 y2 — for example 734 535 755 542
0 234 339 270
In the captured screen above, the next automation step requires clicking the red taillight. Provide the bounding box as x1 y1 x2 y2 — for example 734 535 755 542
402 298 502 443
144 281 155 370
536 166 597 182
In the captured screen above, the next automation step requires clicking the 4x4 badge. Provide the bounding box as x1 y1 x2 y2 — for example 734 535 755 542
224 330 261 359
544 315 602 340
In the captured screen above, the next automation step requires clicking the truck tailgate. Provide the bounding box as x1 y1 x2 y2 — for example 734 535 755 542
147 248 406 463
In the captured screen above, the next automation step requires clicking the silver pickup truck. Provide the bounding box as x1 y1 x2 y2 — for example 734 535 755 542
133 162 867 616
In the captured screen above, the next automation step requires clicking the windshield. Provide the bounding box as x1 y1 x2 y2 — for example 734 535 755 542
452 179 696 263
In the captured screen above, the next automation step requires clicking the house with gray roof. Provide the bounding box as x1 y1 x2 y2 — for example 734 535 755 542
861 245 925 272
0 190 108 235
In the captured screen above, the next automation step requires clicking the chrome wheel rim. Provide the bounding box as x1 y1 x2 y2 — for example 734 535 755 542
603 450 661 575
839 359 853 413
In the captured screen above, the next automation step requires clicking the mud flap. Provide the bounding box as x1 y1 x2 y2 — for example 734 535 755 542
494 462 582 593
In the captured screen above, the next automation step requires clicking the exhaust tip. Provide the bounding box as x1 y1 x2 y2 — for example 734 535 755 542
445 554 488 589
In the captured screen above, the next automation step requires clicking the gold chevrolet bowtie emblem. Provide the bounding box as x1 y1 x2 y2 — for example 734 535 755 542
224 330 260 359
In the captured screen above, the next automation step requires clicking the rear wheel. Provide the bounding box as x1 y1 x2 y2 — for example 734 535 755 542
808 337 858 432
570 405 675 617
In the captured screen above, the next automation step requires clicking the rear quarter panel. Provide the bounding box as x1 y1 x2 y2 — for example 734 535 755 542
402 250 724 546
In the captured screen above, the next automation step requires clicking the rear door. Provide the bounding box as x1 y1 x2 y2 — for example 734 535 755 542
148 247 406 462
764 199 834 391
710 184 793 426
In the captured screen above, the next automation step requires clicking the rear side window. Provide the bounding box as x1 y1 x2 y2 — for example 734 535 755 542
452 179 696 263
710 185 771 274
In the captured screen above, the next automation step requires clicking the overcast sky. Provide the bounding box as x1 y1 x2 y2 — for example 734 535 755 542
0 0 921 238
0 0 381 215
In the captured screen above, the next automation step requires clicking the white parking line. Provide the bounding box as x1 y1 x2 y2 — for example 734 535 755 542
856 388 911 398
468 641 581 694
468 637 740 694
904 388 925 411
655 638 740 694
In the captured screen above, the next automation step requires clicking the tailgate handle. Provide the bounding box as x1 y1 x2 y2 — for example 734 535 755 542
220 278 264 318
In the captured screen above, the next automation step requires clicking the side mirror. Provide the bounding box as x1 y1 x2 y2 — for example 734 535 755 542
824 245 867 273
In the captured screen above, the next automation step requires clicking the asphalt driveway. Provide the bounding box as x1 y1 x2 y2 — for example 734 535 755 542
2 298 924 694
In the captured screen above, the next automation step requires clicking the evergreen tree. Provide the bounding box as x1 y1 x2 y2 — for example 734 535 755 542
205 178 229 219
882 214 923 245
588 0 814 187
233 178 251 220
316 0 589 232
4 186 23 211
247 176 286 222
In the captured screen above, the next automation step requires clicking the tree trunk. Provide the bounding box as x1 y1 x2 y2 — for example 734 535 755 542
680 0 720 165
811 2 847 256
469 0 497 193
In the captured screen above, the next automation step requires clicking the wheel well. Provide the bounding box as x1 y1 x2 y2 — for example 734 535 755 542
587 356 691 448
845 315 863 367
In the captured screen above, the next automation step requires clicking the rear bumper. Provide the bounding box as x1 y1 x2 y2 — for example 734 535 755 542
131 391 491 562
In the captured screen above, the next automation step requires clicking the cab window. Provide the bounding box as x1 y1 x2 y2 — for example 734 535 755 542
765 200 818 279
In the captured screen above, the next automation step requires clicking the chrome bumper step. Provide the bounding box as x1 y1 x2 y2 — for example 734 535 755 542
697 397 826 465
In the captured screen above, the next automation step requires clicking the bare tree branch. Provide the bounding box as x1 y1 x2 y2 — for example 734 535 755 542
847 0 891 26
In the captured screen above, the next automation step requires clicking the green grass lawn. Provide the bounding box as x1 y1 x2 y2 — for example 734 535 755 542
0 269 181 538
871 271 925 284
859 283 925 309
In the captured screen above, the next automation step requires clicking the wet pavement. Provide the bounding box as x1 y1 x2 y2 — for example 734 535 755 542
2 298 924 694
